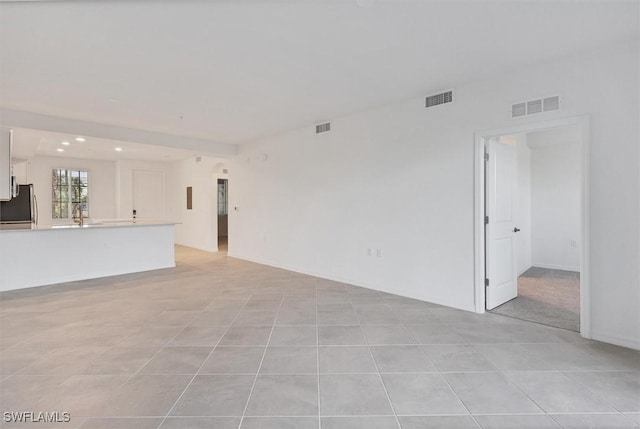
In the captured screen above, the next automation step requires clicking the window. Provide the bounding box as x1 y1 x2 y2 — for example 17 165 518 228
52 169 89 219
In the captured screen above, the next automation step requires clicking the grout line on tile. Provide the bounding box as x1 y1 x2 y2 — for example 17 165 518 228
315 279 322 429
497 370 553 417
559 370 634 414
237 295 285 429
359 298 403 429
437 372 483 428
367 351 403 429
155 297 252 429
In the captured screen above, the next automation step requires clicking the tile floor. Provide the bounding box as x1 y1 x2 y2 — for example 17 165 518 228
0 246 638 429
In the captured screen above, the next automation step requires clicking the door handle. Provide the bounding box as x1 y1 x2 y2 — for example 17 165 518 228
513 227 521 233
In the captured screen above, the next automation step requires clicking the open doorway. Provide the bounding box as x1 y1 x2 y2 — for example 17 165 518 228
475 116 589 335
217 178 228 253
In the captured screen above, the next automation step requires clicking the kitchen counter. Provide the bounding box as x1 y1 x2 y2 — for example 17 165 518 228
0 219 175 231
0 221 177 292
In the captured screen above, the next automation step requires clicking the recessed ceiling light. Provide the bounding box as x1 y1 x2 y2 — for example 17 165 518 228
57 148 64 152
114 147 123 152
61 141 70 146
75 137 86 142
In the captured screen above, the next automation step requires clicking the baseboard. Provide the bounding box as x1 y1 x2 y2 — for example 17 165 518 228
518 264 533 277
228 253 374 295
228 253 638 351
226 252 475 313
591 330 640 351
175 242 218 253
530 262 580 272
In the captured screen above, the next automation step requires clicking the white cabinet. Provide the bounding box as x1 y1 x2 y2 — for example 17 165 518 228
0 128 12 201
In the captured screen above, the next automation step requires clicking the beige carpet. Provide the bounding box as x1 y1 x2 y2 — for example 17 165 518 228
491 267 580 332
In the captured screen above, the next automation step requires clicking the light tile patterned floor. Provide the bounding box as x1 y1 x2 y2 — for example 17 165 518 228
0 246 638 429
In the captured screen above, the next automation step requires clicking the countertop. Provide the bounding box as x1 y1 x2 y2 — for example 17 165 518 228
0 219 178 232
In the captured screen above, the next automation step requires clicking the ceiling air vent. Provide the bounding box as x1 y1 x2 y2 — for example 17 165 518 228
316 122 331 134
425 90 453 108
511 95 561 118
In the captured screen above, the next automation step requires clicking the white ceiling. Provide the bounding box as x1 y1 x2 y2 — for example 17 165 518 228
1 1 637 145
11 128 199 162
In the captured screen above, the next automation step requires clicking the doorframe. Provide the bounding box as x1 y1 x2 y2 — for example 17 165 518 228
473 115 591 338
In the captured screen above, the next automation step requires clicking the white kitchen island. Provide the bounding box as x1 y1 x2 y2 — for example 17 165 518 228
0 221 176 292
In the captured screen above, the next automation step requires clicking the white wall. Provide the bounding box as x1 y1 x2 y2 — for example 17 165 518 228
510 134 532 276
168 156 227 252
530 140 581 271
21 157 173 225
24 156 116 225
229 41 640 349
12 160 28 184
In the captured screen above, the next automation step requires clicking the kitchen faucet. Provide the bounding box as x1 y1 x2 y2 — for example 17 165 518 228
72 203 85 226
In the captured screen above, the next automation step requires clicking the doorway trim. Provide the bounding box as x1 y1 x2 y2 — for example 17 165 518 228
473 115 591 338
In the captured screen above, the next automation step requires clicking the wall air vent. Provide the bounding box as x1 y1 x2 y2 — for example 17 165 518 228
511 95 561 118
527 99 542 115
425 90 453 108
512 103 526 118
543 96 560 112
316 122 331 134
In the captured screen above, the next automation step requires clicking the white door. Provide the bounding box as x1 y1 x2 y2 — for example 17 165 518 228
486 138 518 310
132 169 165 219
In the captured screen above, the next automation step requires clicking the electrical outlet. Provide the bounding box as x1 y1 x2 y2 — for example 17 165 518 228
376 248 382 257
570 240 577 248
367 248 372 257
